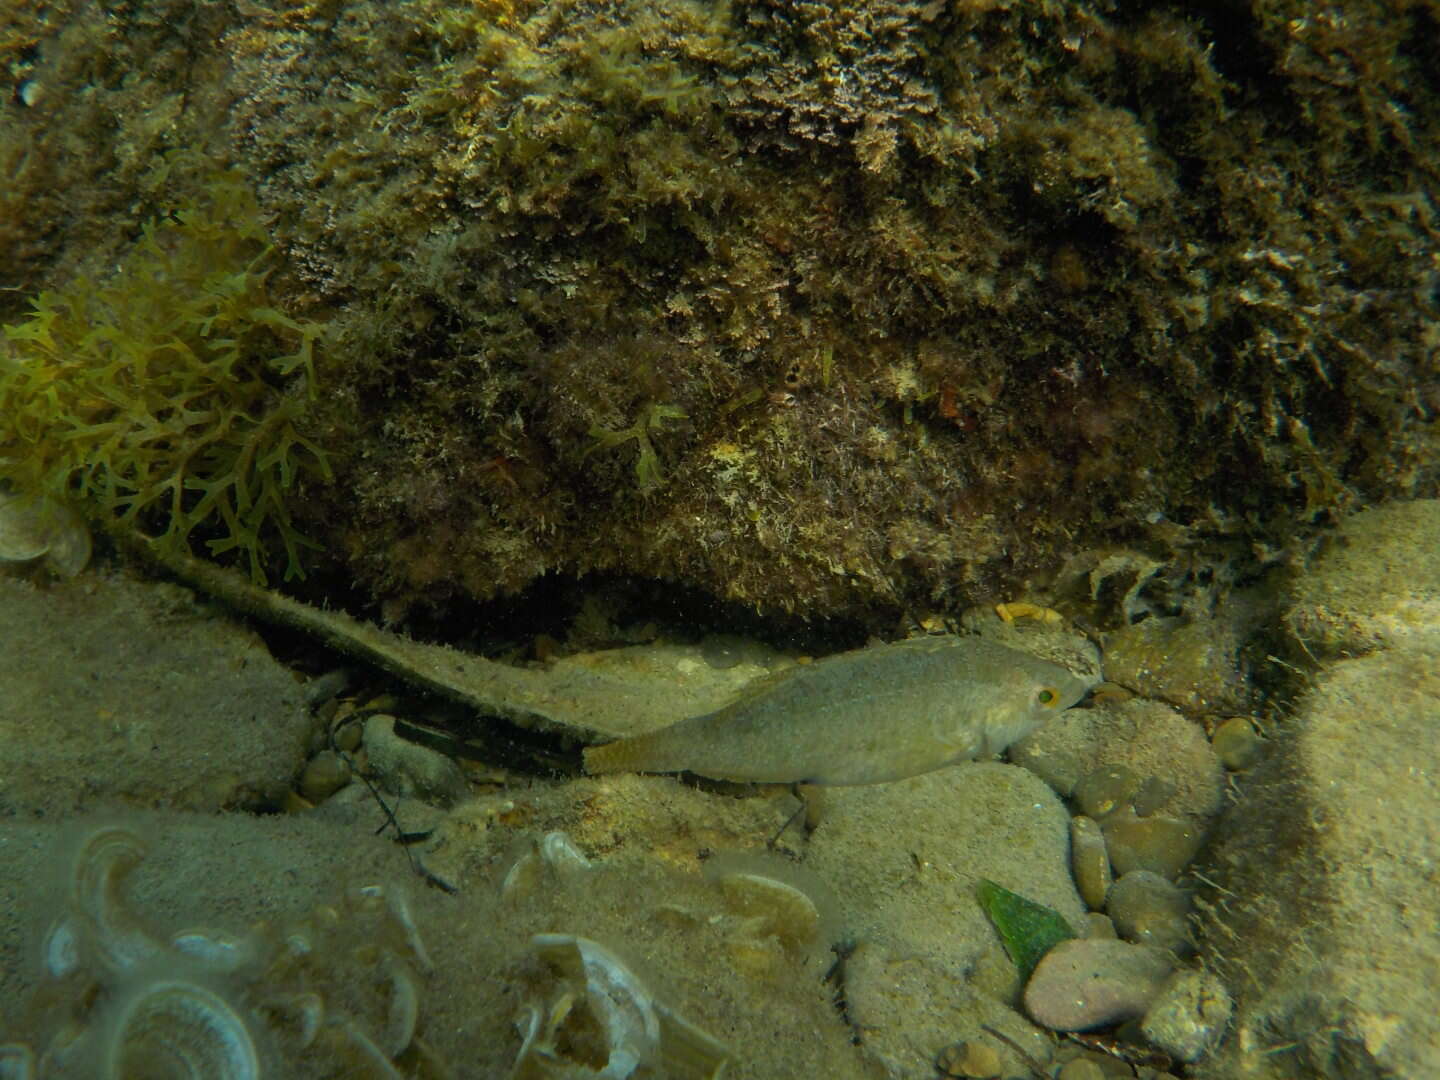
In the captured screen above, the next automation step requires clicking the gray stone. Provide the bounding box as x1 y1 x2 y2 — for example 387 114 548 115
1106 871 1191 953
1282 499 1440 660
363 714 471 808
1141 969 1232 1063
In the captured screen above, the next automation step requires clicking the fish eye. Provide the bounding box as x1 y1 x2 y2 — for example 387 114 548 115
1037 688 1058 706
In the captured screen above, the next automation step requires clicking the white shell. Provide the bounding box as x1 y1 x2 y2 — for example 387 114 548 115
0 492 90 575
70 827 162 976
0 1042 36 1080
42 919 80 978
105 980 260 1080
513 934 729 1080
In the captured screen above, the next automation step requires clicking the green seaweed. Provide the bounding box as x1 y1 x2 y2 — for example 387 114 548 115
977 878 1076 979
0 171 331 584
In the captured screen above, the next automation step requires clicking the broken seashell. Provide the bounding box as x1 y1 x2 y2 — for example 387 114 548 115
0 491 91 576
376 952 421 1058
715 873 821 950
41 919 80 978
703 850 839 953
70 826 163 976
502 831 594 904
0 1042 36 1080
107 979 260 1080
513 934 729 1080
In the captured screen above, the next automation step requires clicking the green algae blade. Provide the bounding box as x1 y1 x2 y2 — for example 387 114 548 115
977 879 1076 979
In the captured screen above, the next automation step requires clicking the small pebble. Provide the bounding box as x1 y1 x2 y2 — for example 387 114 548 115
1106 871 1192 953
303 668 352 707
1141 968 1233 1063
1102 809 1205 880
1024 938 1174 1031
1054 1048 1133 1079
334 719 364 753
299 749 352 802
1075 765 1143 820
1081 912 1117 938
1070 815 1112 911
934 1039 1001 1078
1211 716 1264 770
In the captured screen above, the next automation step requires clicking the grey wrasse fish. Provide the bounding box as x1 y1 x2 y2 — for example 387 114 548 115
583 634 1090 785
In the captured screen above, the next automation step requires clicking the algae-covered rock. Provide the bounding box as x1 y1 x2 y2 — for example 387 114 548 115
7 0 1439 624
843 941 1054 1080
1198 643 1440 1080
1010 698 1224 821
1102 613 1255 714
1283 499 1440 661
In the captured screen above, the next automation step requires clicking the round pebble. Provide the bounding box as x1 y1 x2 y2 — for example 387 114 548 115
334 719 364 753
1106 871 1192 953
1074 765 1143 820
299 749 352 802
1081 912 1117 938
1211 716 1264 770
1023 938 1175 1031
1056 1061 1107 1080
934 1039 1001 1079
363 714 471 807
1070 815 1112 911
1141 968 1233 1063
1101 809 1205 880
303 668 352 707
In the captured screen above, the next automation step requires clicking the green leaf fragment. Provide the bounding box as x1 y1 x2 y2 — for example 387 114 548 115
977 878 1076 979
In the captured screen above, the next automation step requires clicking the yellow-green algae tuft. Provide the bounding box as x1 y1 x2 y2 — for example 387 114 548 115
0 170 331 584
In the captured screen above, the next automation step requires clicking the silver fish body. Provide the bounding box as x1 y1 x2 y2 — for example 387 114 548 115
583 635 1089 785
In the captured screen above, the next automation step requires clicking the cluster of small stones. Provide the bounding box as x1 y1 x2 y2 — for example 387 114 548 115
1012 721 1259 1071
287 683 503 819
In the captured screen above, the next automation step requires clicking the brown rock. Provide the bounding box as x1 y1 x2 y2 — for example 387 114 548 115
1024 938 1174 1031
